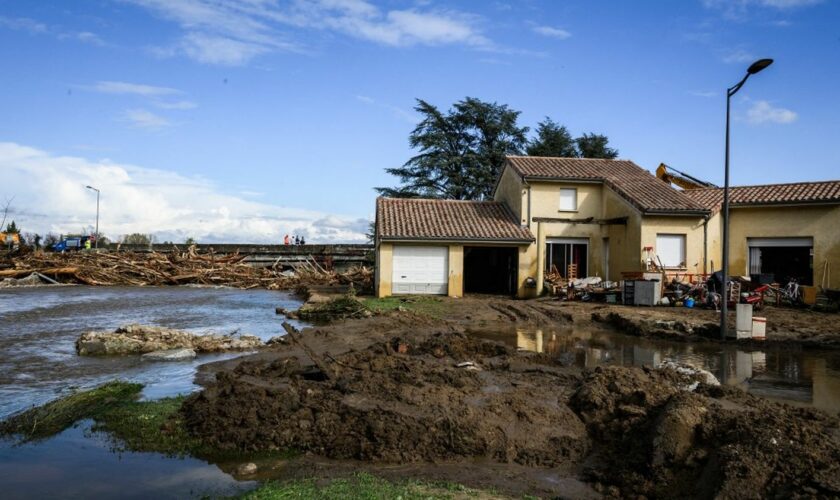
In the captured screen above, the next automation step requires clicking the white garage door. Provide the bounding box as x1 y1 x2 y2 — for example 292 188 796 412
392 246 448 295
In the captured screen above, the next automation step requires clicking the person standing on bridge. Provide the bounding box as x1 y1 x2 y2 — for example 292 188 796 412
283 234 290 245
300 236 306 245
294 235 300 245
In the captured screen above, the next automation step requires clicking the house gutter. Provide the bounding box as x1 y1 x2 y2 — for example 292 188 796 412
379 237 534 245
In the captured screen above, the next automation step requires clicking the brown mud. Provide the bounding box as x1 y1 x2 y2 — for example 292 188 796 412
184 296 840 498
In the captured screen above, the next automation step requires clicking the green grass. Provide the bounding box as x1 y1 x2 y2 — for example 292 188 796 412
0 381 205 456
0 381 295 460
238 472 506 500
0 381 144 440
362 296 450 319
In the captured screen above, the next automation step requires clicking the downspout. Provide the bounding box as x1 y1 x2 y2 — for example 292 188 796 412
703 217 707 275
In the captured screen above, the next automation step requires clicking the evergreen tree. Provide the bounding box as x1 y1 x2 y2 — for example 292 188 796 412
526 117 578 157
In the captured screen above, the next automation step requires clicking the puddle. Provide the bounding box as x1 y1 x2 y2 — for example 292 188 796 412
469 326 840 414
0 421 255 499
0 286 306 418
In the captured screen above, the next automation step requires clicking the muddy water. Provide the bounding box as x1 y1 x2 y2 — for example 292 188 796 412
0 286 304 418
0 421 255 499
470 326 840 414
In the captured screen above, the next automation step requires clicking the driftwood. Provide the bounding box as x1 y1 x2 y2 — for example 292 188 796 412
0 247 373 291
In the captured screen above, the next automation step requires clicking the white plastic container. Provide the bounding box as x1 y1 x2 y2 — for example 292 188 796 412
752 317 767 340
734 303 753 339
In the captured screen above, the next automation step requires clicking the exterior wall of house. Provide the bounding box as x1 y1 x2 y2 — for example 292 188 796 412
602 187 644 282
448 245 464 297
708 205 840 288
376 242 393 297
494 166 526 224
640 215 709 278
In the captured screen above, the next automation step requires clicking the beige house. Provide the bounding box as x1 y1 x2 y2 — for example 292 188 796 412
375 156 840 298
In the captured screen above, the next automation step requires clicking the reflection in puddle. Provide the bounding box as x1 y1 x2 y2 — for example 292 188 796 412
470 327 840 414
0 421 255 500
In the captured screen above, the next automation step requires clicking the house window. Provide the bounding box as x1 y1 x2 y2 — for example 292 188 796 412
559 188 577 211
656 234 686 268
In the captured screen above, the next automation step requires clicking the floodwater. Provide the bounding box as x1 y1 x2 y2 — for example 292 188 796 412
0 285 304 499
470 326 840 414
0 421 255 499
0 285 305 418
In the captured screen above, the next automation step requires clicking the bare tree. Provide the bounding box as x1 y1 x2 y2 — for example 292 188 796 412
0 196 13 232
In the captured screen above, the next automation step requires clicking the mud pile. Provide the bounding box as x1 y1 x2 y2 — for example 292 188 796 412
570 366 840 498
182 332 589 466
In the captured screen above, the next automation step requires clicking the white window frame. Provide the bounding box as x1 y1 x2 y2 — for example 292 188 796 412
558 188 577 211
656 233 686 269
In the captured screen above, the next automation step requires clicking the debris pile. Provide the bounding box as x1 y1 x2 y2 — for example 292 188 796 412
544 270 620 301
76 324 263 356
0 248 373 291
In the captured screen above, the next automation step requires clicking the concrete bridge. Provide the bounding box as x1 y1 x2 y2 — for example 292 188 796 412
103 243 374 270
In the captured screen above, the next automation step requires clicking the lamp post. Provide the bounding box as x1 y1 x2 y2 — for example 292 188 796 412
720 58 773 339
85 185 100 249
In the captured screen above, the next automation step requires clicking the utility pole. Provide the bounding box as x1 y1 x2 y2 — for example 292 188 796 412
86 185 100 249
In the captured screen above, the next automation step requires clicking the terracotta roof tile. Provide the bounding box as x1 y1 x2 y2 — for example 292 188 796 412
684 180 840 213
376 197 534 242
505 156 709 214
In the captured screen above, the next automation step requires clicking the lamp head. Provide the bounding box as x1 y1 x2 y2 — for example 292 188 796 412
747 58 773 75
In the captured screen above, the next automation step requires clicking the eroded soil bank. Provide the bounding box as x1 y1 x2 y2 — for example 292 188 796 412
184 297 840 498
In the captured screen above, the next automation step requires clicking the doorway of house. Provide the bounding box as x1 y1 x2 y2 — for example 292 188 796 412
463 246 518 295
546 238 589 278
748 237 813 285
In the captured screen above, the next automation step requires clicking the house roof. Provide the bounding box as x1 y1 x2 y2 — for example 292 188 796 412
504 156 710 215
376 197 534 243
683 180 840 213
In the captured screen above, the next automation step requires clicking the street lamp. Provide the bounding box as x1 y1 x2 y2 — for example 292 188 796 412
85 185 100 249
720 58 773 339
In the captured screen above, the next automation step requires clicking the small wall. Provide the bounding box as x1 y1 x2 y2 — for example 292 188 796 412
494 165 526 224
448 245 464 297
376 243 393 297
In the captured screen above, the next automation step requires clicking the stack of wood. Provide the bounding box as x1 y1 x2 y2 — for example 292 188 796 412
0 247 373 291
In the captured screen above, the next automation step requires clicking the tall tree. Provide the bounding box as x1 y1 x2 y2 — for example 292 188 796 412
526 117 577 157
575 133 619 159
377 97 528 200
5 220 19 233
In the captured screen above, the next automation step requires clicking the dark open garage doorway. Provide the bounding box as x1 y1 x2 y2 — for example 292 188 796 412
464 246 518 295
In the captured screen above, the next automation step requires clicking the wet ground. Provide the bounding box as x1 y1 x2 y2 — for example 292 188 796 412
470 325 840 414
0 421 254 499
0 286 304 418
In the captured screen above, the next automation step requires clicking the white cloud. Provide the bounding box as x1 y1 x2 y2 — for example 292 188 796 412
125 0 492 65
354 95 417 124
532 25 571 39
122 109 172 129
746 100 798 124
153 100 198 110
702 0 822 18
722 48 755 63
0 15 105 45
93 80 180 96
0 142 368 243
689 90 717 98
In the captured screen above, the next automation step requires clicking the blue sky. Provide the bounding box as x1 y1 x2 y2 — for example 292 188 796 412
1 0 838 242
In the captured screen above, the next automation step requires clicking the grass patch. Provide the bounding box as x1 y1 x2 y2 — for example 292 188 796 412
238 472 507 499
0 381 143 440
362 296 450 319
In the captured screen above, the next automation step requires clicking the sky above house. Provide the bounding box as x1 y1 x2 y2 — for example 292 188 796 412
1 0 838 243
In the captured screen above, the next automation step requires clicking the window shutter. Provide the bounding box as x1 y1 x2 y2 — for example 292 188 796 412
656 234 685 267
559 188 577 211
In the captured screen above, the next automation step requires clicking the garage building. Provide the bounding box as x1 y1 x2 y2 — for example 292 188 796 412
375 198 534 297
